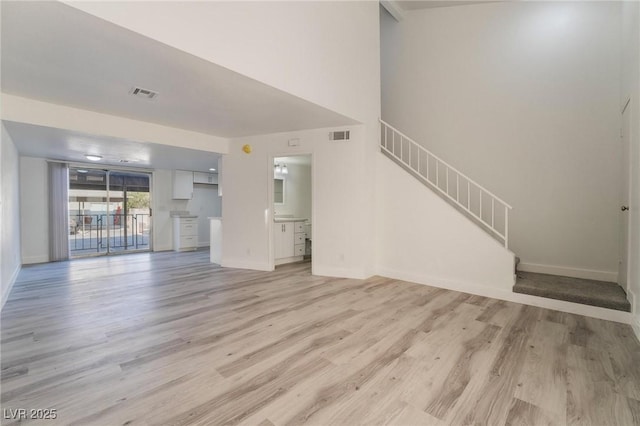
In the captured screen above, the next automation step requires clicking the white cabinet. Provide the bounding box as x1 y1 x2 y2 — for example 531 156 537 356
209 218 222 264
294 222 306 257
274 222 295 259
173 217 198 251
193 172 218 185
274 221 306 265
172 170 193 199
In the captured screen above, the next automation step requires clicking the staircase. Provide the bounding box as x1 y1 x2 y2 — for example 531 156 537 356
380 119 512 249
379 119 631 313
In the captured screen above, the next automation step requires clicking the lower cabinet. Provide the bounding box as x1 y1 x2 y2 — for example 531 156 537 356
294 222 305 256
173 217 198 251
275 221 305 265
274 222 294 259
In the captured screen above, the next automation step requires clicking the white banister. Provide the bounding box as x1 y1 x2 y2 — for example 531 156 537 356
379 118 512 248
504 205 509 248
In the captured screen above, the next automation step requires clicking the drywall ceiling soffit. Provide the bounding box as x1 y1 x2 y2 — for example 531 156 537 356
3 120 220 173
381 1 406 21
1 1 356 139
397 1 501 11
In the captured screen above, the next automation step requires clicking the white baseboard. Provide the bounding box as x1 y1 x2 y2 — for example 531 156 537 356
313 265 368 280
221 258 272 272
275 256 304 266
628 290 639 343
153 245 172 252
21 255 49 265
632 316 640 343
518 262 618 283
376 267 633 325
628 289 637 314
376 266 514 301
1 264 21 311
197 242 210 248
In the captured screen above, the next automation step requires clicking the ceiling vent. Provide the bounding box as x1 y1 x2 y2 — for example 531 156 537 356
130 86 158 100
329 130 350 141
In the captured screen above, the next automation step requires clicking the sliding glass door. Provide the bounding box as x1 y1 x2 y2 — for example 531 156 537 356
108 171 151 253
69 167 151 257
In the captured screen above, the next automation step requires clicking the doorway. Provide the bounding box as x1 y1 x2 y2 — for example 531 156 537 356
69 167 152 257
619 99 632 292
272 154 313 269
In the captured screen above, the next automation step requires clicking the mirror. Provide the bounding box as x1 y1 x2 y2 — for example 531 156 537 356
274 178 284 204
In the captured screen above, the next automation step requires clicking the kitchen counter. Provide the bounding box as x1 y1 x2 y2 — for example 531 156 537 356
274 217 307 223
170 210 198 219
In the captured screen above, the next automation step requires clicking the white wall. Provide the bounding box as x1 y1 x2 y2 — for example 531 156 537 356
20 156 49 264
376 154 515 293
223 126 370 277
151 169 188 252
381 2 622 281
68 1 381 277
621 1 640 335
274 161 311 220
187 184 222 247
1 123 22 308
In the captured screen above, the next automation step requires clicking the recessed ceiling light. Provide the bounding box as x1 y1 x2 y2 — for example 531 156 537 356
77 169 88 173
209 168 216 172
85 155 102 161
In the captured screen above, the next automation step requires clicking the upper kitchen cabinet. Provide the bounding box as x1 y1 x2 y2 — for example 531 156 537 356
193 172 218 185
172 170 193 199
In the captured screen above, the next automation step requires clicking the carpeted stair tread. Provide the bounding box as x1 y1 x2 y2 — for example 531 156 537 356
513 271 631 312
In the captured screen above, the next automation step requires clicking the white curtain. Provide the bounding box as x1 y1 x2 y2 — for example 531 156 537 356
49 162 69 261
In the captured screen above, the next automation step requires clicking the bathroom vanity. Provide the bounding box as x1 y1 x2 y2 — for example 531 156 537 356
274 218 307 265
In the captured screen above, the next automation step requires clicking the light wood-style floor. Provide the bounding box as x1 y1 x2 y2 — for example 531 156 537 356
1 250 639 426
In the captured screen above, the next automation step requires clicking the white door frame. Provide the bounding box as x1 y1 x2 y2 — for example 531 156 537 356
267 152 314 273
619 97 632 293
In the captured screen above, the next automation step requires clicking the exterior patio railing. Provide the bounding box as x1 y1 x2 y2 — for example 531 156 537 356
69 213 150 254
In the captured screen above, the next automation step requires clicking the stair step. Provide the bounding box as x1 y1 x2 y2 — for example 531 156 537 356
513 271 631 312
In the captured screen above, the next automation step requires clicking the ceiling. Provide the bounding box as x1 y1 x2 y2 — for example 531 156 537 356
3 121 220 173
397 1 499 10
1 1 356 169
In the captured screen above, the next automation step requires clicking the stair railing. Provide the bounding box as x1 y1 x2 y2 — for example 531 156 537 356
380 119 512 249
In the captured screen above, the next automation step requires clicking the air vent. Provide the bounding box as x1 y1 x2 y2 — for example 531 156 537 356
130 86 158 100
329 130 350 141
